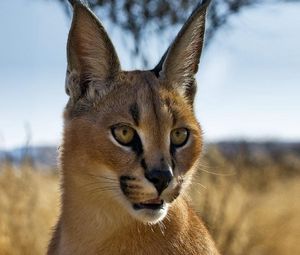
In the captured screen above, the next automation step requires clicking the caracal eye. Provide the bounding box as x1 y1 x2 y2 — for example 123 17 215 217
170 128 189 147
112 125 135 145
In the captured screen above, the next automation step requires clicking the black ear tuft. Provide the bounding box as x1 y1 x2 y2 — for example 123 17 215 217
68 0 81 7
151 50 168 77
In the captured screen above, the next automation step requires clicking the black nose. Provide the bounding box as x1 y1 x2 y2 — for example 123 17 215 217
145 169 173 195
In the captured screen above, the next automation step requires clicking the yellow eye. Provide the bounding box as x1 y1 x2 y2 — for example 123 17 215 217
170 128 189 147
112 125 135 145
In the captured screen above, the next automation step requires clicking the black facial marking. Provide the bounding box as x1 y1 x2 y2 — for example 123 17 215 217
120 175 136 196
165 98 177 126
170 144 176 157
171 159 176 170
120 175 135 181
129 103 140 126
120 176 129 195
144 75 160 123
171 109 180 127
140 158 148 171
131 133 143 157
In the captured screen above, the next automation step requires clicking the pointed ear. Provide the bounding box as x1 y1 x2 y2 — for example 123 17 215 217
66 2 121 99
154 0 211 104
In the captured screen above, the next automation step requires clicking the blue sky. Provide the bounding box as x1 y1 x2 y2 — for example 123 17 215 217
0 0 299 149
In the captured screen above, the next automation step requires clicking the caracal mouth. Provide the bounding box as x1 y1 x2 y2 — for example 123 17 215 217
118 175 176 223
133 197 164 210
120 196 169 224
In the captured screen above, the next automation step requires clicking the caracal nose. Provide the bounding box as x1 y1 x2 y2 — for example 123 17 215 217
145 169 173 195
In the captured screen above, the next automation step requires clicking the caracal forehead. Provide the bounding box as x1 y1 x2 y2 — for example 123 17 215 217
83 69 196 129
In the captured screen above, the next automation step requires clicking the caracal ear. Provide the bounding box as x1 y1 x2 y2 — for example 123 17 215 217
66 1 121 100
153 0 211 105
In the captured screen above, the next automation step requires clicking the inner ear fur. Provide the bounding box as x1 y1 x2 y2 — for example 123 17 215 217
153 0 211 105
66 2 121 100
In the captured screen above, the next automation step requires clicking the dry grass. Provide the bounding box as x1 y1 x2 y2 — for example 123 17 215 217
191 146 300 255
0 145 299 255
0 166 59 255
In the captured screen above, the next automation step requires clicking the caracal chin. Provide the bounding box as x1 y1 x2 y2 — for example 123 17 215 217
47 0 220 254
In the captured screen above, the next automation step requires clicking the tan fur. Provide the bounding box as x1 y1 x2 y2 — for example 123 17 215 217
48 0 219 254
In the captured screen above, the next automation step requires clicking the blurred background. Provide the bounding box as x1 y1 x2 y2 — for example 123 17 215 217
0 0 299 254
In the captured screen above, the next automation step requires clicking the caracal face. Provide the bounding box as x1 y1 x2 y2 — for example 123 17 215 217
63 1 209 224
64 70 202 224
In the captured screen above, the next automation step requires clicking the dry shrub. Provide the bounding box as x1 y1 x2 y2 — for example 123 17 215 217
0 166 59 255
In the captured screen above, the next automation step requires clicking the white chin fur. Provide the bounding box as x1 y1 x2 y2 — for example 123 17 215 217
129 203 169 224
118 196 169 224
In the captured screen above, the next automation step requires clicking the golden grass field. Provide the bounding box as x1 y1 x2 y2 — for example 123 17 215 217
0 144 299 255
